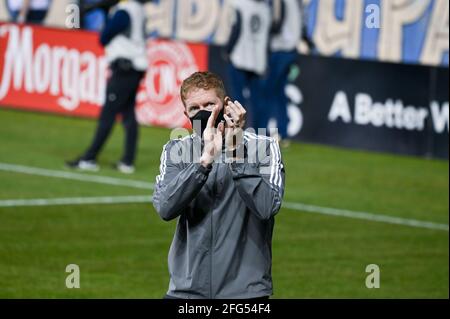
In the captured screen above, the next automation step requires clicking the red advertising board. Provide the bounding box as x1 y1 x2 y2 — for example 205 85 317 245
0 23 208 128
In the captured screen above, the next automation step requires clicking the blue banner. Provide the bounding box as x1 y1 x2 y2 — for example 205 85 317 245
144 0 448 67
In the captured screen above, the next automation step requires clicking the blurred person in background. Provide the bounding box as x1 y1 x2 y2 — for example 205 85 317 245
80 0 108 31
256 0 307 146
226 0 271 131
6 0 50 24
67 0 148 174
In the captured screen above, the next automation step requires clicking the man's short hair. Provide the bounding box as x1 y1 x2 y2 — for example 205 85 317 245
180 71 226 107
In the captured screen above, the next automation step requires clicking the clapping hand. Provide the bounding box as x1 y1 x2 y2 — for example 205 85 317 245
200 105 225 167
223 98 246 154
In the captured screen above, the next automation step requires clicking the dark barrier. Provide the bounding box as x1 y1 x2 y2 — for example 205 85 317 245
209 46 449 159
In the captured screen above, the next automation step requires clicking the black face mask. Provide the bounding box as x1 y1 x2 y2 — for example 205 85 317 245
190 108 225 138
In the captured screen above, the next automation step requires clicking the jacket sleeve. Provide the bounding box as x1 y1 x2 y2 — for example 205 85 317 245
152 140 212 221
230 137 285 220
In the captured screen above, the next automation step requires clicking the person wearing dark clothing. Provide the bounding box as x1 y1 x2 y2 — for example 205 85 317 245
226 0 271 131
257 0 314 144
67 0 147 174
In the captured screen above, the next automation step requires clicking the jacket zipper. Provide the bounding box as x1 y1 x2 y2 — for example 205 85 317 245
209 165 218 299
210 204 213 299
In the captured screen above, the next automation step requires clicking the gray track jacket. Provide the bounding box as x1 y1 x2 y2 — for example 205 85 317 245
153 132 285 299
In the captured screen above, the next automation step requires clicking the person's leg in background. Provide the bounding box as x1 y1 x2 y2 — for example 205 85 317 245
228 64 258 129
249 72 268 134
118 71 145 173
81 70 127 162
253 53 278 137
120 93 138 169
267 51 297 141
67 65 132 170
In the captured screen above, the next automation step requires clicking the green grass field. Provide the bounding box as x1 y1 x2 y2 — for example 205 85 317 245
0 108 448 298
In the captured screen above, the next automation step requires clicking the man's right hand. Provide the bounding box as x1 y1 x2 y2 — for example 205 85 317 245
200 105 224 168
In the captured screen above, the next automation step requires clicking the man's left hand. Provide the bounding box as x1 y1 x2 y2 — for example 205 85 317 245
223 99 246 155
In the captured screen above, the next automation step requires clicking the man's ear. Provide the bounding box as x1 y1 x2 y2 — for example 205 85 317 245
223 96 231 111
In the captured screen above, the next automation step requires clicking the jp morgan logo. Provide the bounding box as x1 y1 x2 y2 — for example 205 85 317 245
136 40 199 128
0 24 107 110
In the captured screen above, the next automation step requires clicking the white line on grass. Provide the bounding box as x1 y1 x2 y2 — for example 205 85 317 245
0 196 152 207
0 162 448 232
0 162 153 190
282 202 449 232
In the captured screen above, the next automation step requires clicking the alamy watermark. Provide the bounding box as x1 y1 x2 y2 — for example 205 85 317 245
365 4 381 29
65 4 81 29
65 264 80 289
65 3 382 30
365 264 380 289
